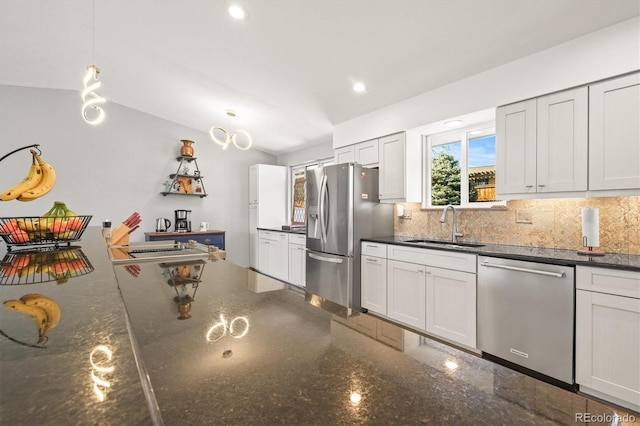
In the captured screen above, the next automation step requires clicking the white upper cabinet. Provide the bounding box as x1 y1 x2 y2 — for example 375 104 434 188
354 139 379 166
334 139 379 166
537 88 588 192
589 72 640 191
379 132 406 200
496 99 537 195
497 87 588 197
334 145 355 164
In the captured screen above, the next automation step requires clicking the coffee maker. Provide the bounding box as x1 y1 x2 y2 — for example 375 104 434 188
175 210 191 233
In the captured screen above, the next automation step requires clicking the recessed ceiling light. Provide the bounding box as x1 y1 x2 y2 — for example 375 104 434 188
228 4 247 20
444 120 463 128
353 82 366 93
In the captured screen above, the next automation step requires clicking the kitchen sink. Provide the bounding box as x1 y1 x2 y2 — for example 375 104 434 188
403 239 485 248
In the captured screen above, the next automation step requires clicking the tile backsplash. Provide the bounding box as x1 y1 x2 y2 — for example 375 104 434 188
394 196 640 255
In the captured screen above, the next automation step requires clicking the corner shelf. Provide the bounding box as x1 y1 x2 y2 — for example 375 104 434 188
161 156 207 198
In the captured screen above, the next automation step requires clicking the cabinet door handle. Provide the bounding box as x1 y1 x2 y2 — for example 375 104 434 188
538 184 546 188
204 238 211 243
365 257 378 263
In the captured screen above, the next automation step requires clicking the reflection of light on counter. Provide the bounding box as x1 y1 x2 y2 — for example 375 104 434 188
90 345 115 402
206 314 250 342
445 360 458 371
350 392 362 404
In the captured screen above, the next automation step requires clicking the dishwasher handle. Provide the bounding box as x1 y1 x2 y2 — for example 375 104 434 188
480 261 566 278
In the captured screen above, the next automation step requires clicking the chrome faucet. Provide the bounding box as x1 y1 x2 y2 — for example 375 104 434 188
439 204 463 243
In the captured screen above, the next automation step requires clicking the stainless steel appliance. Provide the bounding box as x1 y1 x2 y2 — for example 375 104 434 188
175 210 191 233
477 256 575 386
305 163 393 311
155 218 171 232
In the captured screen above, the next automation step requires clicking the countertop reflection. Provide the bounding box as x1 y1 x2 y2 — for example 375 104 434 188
2 228 633 425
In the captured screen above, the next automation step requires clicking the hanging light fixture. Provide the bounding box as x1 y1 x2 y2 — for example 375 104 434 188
81 0 105 125
209 109 252 151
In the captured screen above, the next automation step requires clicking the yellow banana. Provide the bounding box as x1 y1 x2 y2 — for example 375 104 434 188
0 151 43 201
3 299 49 342
18 264 39 278
17 151 56 202
20 294 61 333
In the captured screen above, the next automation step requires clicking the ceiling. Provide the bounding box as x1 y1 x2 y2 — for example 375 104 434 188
1 1 639 155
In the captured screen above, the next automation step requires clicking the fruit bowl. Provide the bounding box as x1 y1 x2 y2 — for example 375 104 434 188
0 215 93 249
0 246 94 285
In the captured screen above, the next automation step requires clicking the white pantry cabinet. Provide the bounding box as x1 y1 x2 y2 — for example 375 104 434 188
589 72 640 191
496 87 588 197
288 234 306 287
361 242 387 315
387 259 426 330
425 267 477 348
576 266 640 411
258 230 289 282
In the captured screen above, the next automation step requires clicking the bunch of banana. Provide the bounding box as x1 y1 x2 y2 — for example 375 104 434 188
0 149 56 202
40 201 82 237
3 294 60 344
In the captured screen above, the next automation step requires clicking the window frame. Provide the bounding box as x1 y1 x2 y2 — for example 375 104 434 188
421 122 504 209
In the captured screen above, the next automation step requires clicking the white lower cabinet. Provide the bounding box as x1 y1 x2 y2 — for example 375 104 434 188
361 242 477 349
361 255 387 315
387 259 426 330
576 267 640 411
288 234 306 287
426 267 477 348
257 230 288 281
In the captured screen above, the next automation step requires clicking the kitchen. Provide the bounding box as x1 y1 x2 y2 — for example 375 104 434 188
1 1 640 425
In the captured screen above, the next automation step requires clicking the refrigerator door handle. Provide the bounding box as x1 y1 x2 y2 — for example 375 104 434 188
308 252 343 264
319 173 328 244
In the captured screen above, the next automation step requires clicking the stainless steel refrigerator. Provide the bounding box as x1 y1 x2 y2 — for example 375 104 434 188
306 163 394 311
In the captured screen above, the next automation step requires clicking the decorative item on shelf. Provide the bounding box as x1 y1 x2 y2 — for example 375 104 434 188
177 177 192 194
180 140 195 157
160 150 207 197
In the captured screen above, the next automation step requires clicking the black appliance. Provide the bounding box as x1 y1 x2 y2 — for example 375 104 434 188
175 210 191 233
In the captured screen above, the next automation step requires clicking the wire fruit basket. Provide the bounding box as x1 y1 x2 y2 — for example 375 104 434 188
0 245 94 285
0 215 93 250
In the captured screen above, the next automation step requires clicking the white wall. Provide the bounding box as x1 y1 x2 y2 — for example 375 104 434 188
0 85 276 266
334 17 640 147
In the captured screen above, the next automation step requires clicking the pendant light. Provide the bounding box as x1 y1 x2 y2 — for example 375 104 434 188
209 109 252 151
81 0 105 125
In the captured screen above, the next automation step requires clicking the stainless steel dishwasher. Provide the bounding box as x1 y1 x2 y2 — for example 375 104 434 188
477 256 575 386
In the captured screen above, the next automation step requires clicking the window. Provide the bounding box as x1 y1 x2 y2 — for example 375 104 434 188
290 157 334 224
423 124 502 208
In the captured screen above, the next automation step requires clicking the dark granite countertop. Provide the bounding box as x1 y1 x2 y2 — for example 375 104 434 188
2 228 635 424
363 236 640 272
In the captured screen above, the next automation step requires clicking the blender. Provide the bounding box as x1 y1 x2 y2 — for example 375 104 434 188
174 210 191 232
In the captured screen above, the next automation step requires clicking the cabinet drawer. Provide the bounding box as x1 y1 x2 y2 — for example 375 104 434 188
361 242 387 257
577 266 640 298
259 230 287 242
387 244 476 273
289 233 306 245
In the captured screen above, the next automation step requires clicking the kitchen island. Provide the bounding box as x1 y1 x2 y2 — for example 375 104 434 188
1 228 637 425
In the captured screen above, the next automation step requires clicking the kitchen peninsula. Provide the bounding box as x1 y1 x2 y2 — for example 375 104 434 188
0 228 638 425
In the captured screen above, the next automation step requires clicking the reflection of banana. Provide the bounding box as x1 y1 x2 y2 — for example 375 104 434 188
17 151 56 202
0 151 43 201
21 294 61 336
18 264 39 278
3 299 48 343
